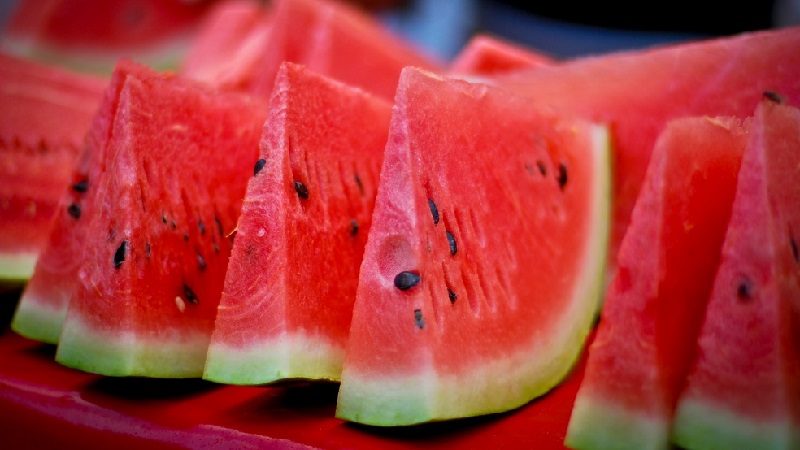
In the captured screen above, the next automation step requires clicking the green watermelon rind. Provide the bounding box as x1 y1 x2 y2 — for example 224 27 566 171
11 297 64 344
55 316 210 378
672 397 798 450
336 125 612 426
0 253 37 283
203 333 346 385
564 394 668 450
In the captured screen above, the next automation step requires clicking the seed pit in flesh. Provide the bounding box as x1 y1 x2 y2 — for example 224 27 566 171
294 180 309 199
414 309 425 329
114 240 127 269
557 163 568 191
737 277 754 302
763 91 783 103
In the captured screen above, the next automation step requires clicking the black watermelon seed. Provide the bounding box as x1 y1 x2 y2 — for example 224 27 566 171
791 234 798 263
197 253 206 271
394 271 421 291
354 173 364 195
536 160 547 176
253 158 267 176
414 309 425 329
67 203 81 219
448 289 457 303
198 220 205 235
557 163 568 191
428 199 440 225
162 215 167 224
763 91 783 103
114 240 127 269
145 242 151 258
294 180 309 199
215 216 224 236
72 180 89 193
183 233 189 242
737 277 753 302
350 219 359 236
446 230 457 255
184 284 199 305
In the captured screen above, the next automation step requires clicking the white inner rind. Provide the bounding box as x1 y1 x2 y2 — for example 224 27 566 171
0 252 37 282
204 332 346 385
55 315 211 378
566 393 669 450
337 125 612 426
11 296 65 344
672 398 798 450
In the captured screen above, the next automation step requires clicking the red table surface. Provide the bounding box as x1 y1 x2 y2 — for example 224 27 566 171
0 289 587 450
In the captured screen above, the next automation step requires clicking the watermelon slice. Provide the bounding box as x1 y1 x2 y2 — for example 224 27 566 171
449 34 553 76
0 52 106 282
495 26 800 280
47 59 266 377
564 115 749 449
204 62 391 385
1 0 214 73
179 0 273 91
336 67 610 426
246 0 441 101
671 95 800 450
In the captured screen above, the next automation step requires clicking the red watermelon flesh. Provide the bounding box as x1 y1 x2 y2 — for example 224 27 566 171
1 0 213 72
495 26 800 282
672 96 800 450
204 62 391 385
49 59 266 377
449 34 553 76
179 0 273 91
564 115 749 449
336 67 610 426
247 0 441 101
0 52 106 282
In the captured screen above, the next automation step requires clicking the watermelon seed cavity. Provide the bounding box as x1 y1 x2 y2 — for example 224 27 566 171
394 271 420 291
72 180 88 193
354 173 364 195
215 216 224 236
183 233 189 242
763 91 783 103
198 220 205 235
414 309 425 329
428 199 440 225
145 242 151 259
557 163 568 190
114 240 127 269
737 277 753 302
448 289 457 304
790 234 798 263
253 158 267 176
294 181 309 199
536 160 547 176
446 231 457 255
67 203 81 219
183 284 199 305
350 219 359 236
198 253 206 270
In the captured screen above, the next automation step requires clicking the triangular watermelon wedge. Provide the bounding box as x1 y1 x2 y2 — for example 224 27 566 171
449 33 553 76
20 59 267 377
672 95 800 450
495 26 800 281
204 62 391 385
565 115 749 449
0 52 106 282
336 67 610 426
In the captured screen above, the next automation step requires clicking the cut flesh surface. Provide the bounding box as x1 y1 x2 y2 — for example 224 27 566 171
336 67 610 426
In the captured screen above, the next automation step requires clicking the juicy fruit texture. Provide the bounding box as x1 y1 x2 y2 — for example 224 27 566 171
496 26 800 280
43 59 265 377
565 116 749 449
672 97 800 450
0 52 106 282
336 67 610 426
246 0 441 100
179 0 272 91
204 62 391 385
449 34 552 76
1 0 213 73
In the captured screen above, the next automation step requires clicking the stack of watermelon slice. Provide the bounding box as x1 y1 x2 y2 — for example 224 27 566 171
2 0 799 447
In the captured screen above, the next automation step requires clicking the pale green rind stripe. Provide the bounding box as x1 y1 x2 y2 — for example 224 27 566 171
56 317 210 378
672 398 799 450
565 394 669 450
11 298 65 344
0 252 37 283
204 333 345 385
337 124 611 426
